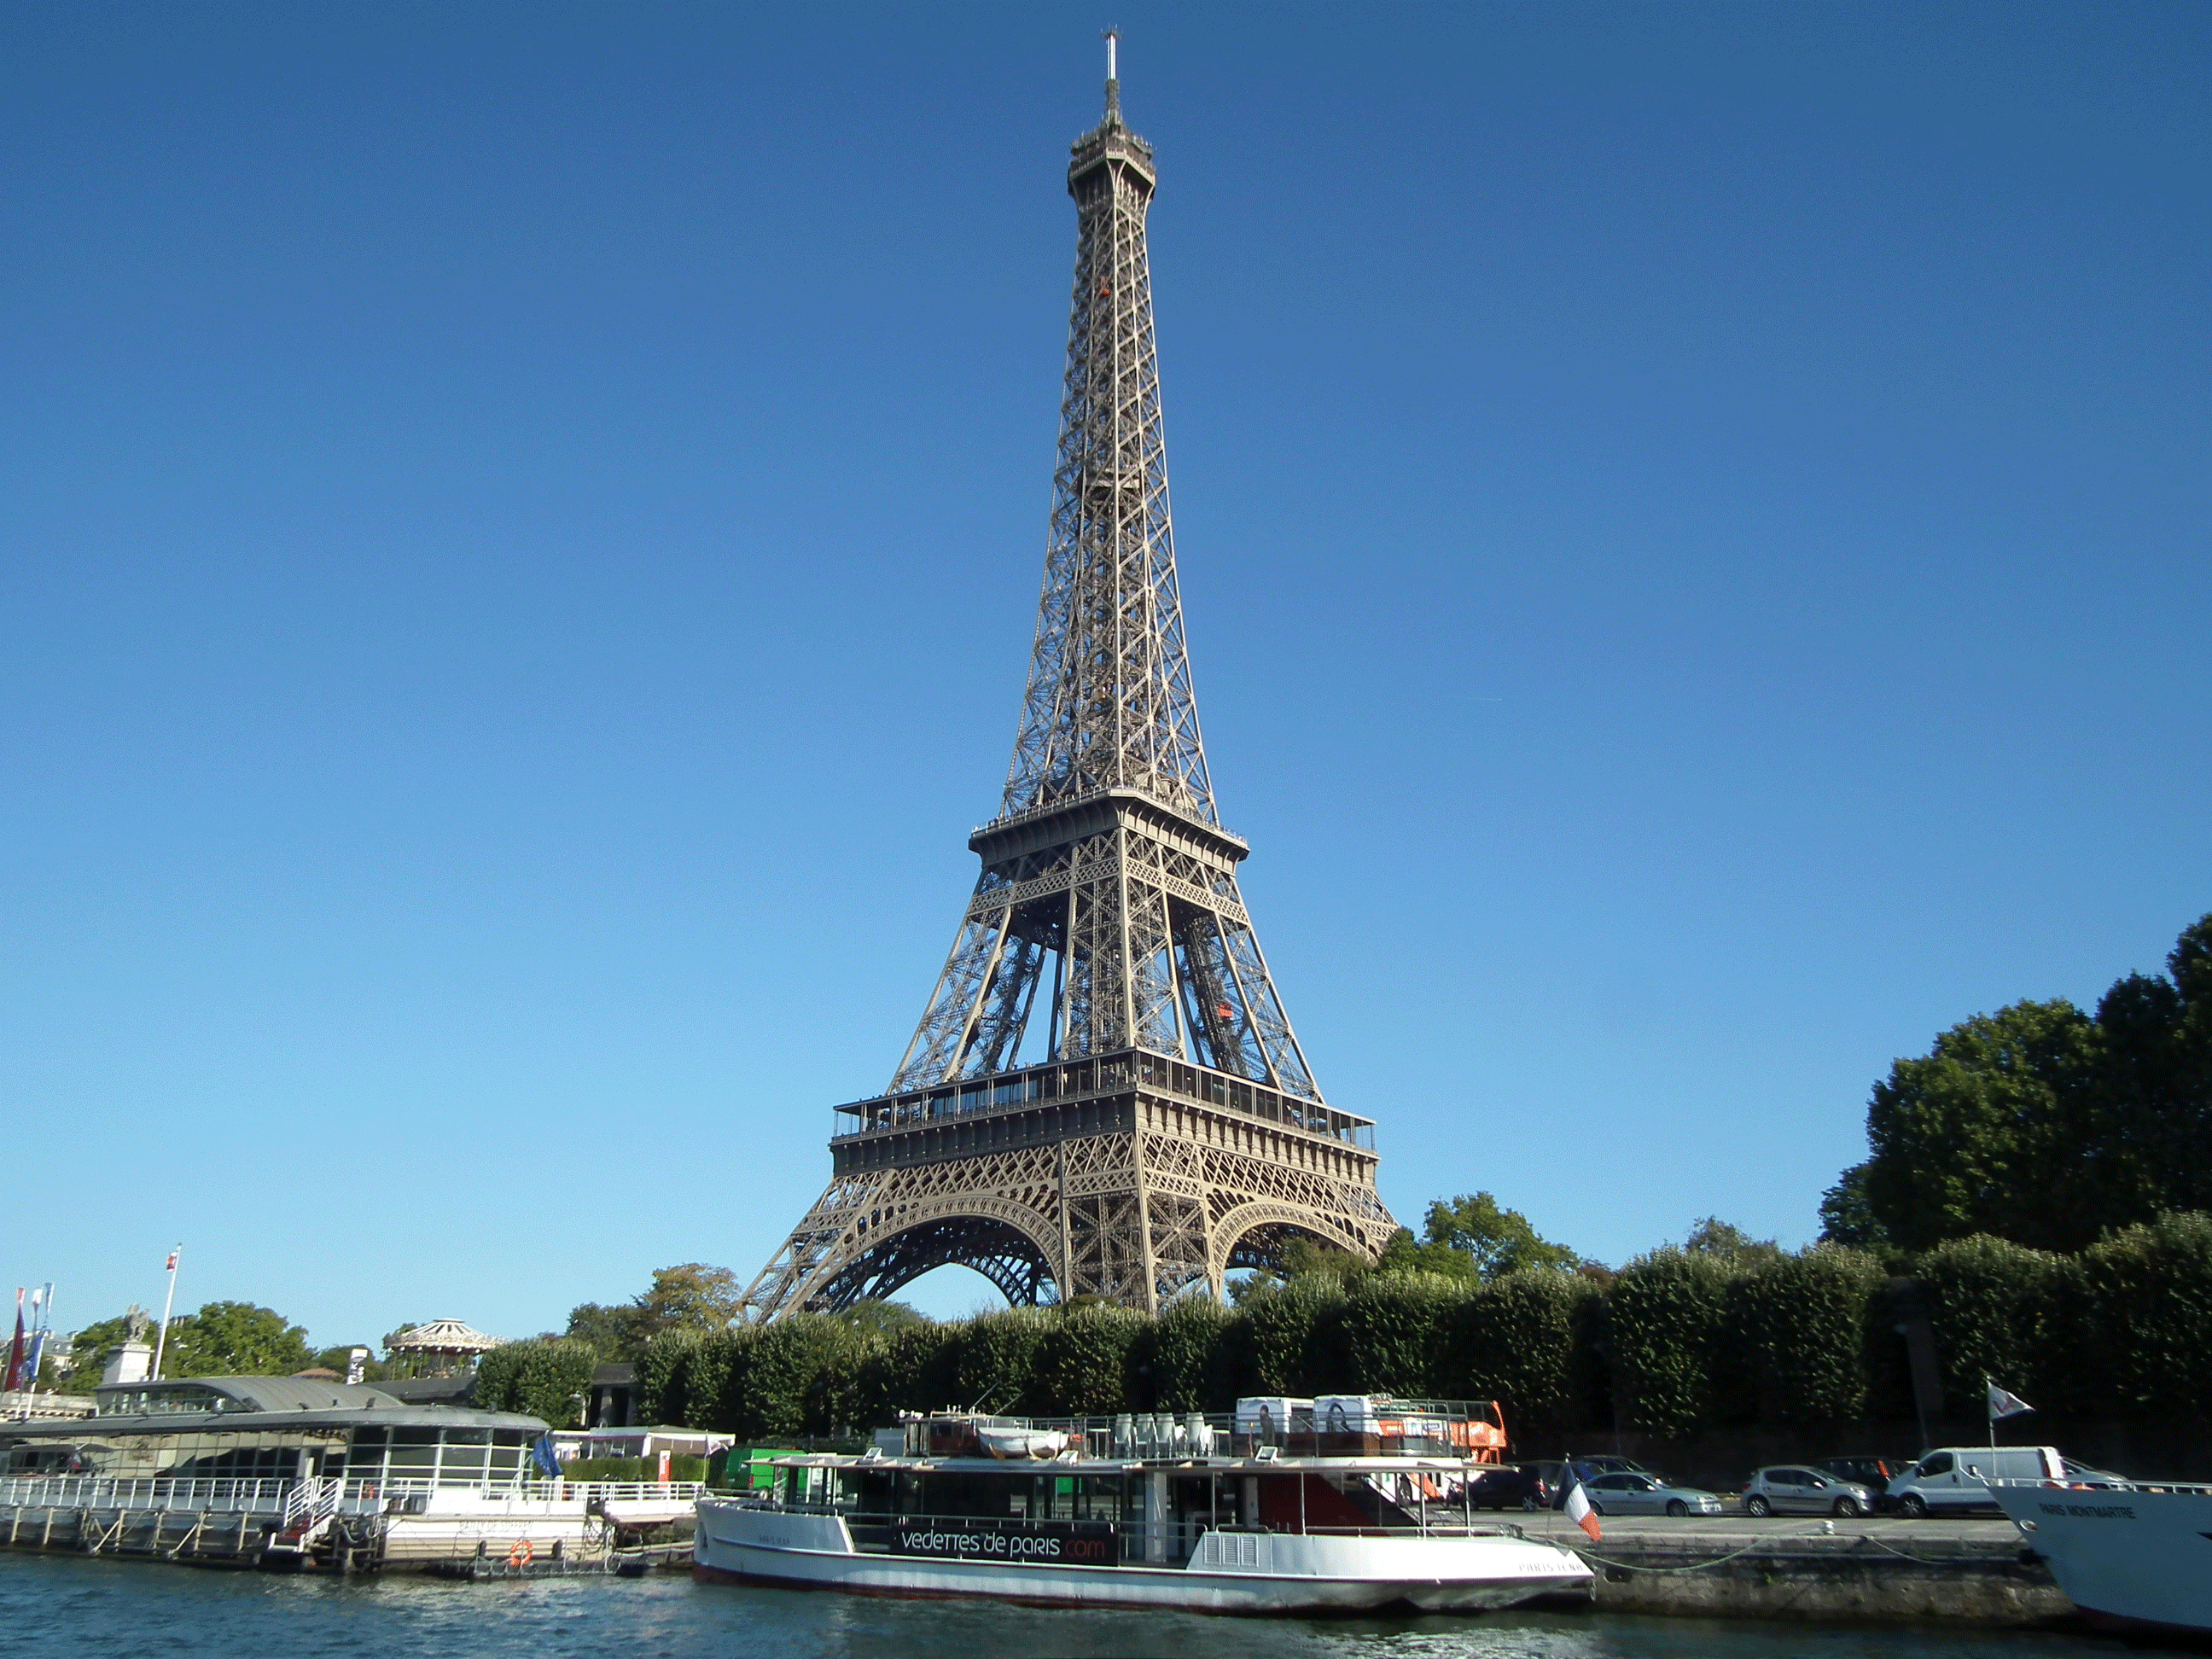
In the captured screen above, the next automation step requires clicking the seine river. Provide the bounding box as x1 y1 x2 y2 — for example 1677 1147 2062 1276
2 1552 2133 1659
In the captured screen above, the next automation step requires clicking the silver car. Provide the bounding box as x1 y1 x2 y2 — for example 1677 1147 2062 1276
1580 1471 1725 1516
1743 1464 1876 1517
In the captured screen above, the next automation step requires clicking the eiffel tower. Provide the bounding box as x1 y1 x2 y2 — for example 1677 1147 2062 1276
740 42 1395 1320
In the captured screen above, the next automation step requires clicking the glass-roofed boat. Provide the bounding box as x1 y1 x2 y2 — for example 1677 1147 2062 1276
0 1374 701 1569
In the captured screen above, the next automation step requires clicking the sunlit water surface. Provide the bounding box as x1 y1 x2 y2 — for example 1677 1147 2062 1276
2 1552 2135 1659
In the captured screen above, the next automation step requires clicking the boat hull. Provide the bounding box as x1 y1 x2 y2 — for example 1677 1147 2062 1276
1990 1482 2212 1635
693 1499 1593 1615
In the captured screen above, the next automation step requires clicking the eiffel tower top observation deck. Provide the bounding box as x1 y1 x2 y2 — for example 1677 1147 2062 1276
739 44 1393 1320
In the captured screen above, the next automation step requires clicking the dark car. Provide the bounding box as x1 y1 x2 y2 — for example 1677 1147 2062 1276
1812 1457 1910 1511
1468 1465 1551 1511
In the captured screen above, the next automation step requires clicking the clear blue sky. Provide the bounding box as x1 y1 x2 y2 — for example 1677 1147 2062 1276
5 4 2207 1347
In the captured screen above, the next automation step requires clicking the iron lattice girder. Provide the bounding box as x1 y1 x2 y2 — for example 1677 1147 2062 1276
740 74 1394 1324
749 1091 1395 1319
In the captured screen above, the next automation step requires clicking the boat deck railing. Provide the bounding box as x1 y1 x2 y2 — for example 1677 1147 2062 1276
895 1408 1503 1464
1986 1476 2212 1496
0 1473 707 1515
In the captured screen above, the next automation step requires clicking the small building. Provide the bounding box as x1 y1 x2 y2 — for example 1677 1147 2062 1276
587 1363 636 1428
550 1425 734 1468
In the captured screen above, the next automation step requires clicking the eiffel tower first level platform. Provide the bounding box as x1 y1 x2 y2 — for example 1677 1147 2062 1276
739 44 1396 1319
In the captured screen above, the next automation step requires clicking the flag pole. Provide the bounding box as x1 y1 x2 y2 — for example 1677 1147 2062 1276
152 1246 182 1382
1986 1375 1994 1451
28 1284 53 1406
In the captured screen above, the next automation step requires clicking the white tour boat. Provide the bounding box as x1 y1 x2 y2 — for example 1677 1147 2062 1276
1990 1473 2212 1637
695 1397 1594 1614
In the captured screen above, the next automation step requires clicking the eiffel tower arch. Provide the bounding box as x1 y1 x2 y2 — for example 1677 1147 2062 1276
742 47 1396 1321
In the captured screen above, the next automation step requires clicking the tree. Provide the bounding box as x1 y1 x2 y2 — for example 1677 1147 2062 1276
55 1314 135 1394
1860 998 2103 1253
1816 1164 1889 1251
562 1301 650 1359
1836 914 2212 1254
566 1263 744 1361
638 1263 743 1329
1412 1193 1581 1279
2089 915 2212 1220
1228 1237 1375 1302
832 1299 926 1337
1682 1217 1782 1266
160 1302 313 1377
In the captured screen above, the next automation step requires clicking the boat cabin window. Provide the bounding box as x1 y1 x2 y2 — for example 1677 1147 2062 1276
6 1429 350 1481
343 1425 531 1487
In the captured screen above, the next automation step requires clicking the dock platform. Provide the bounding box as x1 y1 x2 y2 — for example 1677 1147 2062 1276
1514 1512 2064 1624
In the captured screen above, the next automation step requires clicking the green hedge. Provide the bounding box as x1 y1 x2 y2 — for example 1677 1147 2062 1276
2075 1212 2212 1419
1607 1249 1736 1436
1915 1234 2068 1412
473 1338 597 1429
1444 1269 1592 1440
1147 1298 1238 1412
1340 1272 1464 1396
579 1217 2212 1442
1732 1249 1887 1425
562 1454 707 1483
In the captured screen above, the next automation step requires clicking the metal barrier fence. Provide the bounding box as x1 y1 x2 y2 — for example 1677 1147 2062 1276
0 1474 707 1513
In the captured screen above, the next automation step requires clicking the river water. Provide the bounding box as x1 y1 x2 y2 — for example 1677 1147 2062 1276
1 1552 2133 1659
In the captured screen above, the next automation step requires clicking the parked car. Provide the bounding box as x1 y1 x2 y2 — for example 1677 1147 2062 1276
1467 1465 1550 1511
1886 1446 2064 1517
1742 1465 1877 1517
1580 1471 1725 1517
1580 1456 1659 1477
1522 1458 1661 1508
1811 1456 1909 1496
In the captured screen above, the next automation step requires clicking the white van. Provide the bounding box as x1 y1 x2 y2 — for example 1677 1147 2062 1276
1887 1446 2063 1516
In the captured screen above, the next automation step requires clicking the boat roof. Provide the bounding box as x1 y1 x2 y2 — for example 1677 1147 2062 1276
0 1374 547 1440
114 1376 402 1413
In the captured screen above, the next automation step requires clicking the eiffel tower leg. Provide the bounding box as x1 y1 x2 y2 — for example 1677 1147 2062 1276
740 1142 1101 1320
1132 1161 1158 1317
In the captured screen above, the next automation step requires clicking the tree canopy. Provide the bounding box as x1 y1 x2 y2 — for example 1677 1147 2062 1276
58 1301 313 1391
564 1262 744 1360
1392 1192 1583 1279
1681 1216 1783 1266
1827 912 2212 1254
1231 1191 1582 1298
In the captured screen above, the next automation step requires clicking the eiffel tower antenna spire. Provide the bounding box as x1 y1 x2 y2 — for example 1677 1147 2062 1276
739 51 1394 1322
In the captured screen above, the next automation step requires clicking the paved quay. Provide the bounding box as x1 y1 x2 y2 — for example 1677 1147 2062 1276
1510 1511 2065 1625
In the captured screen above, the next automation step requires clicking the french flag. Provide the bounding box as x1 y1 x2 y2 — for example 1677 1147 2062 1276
1561 1465 1601 1542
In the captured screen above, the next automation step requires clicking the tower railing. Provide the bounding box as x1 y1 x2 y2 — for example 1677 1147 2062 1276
831 1048 1375 1149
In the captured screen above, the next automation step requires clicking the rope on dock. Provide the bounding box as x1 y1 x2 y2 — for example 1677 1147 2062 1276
1853 1531 2035 1570
1562 1523 2022 1576
1566 1531 1819 1575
